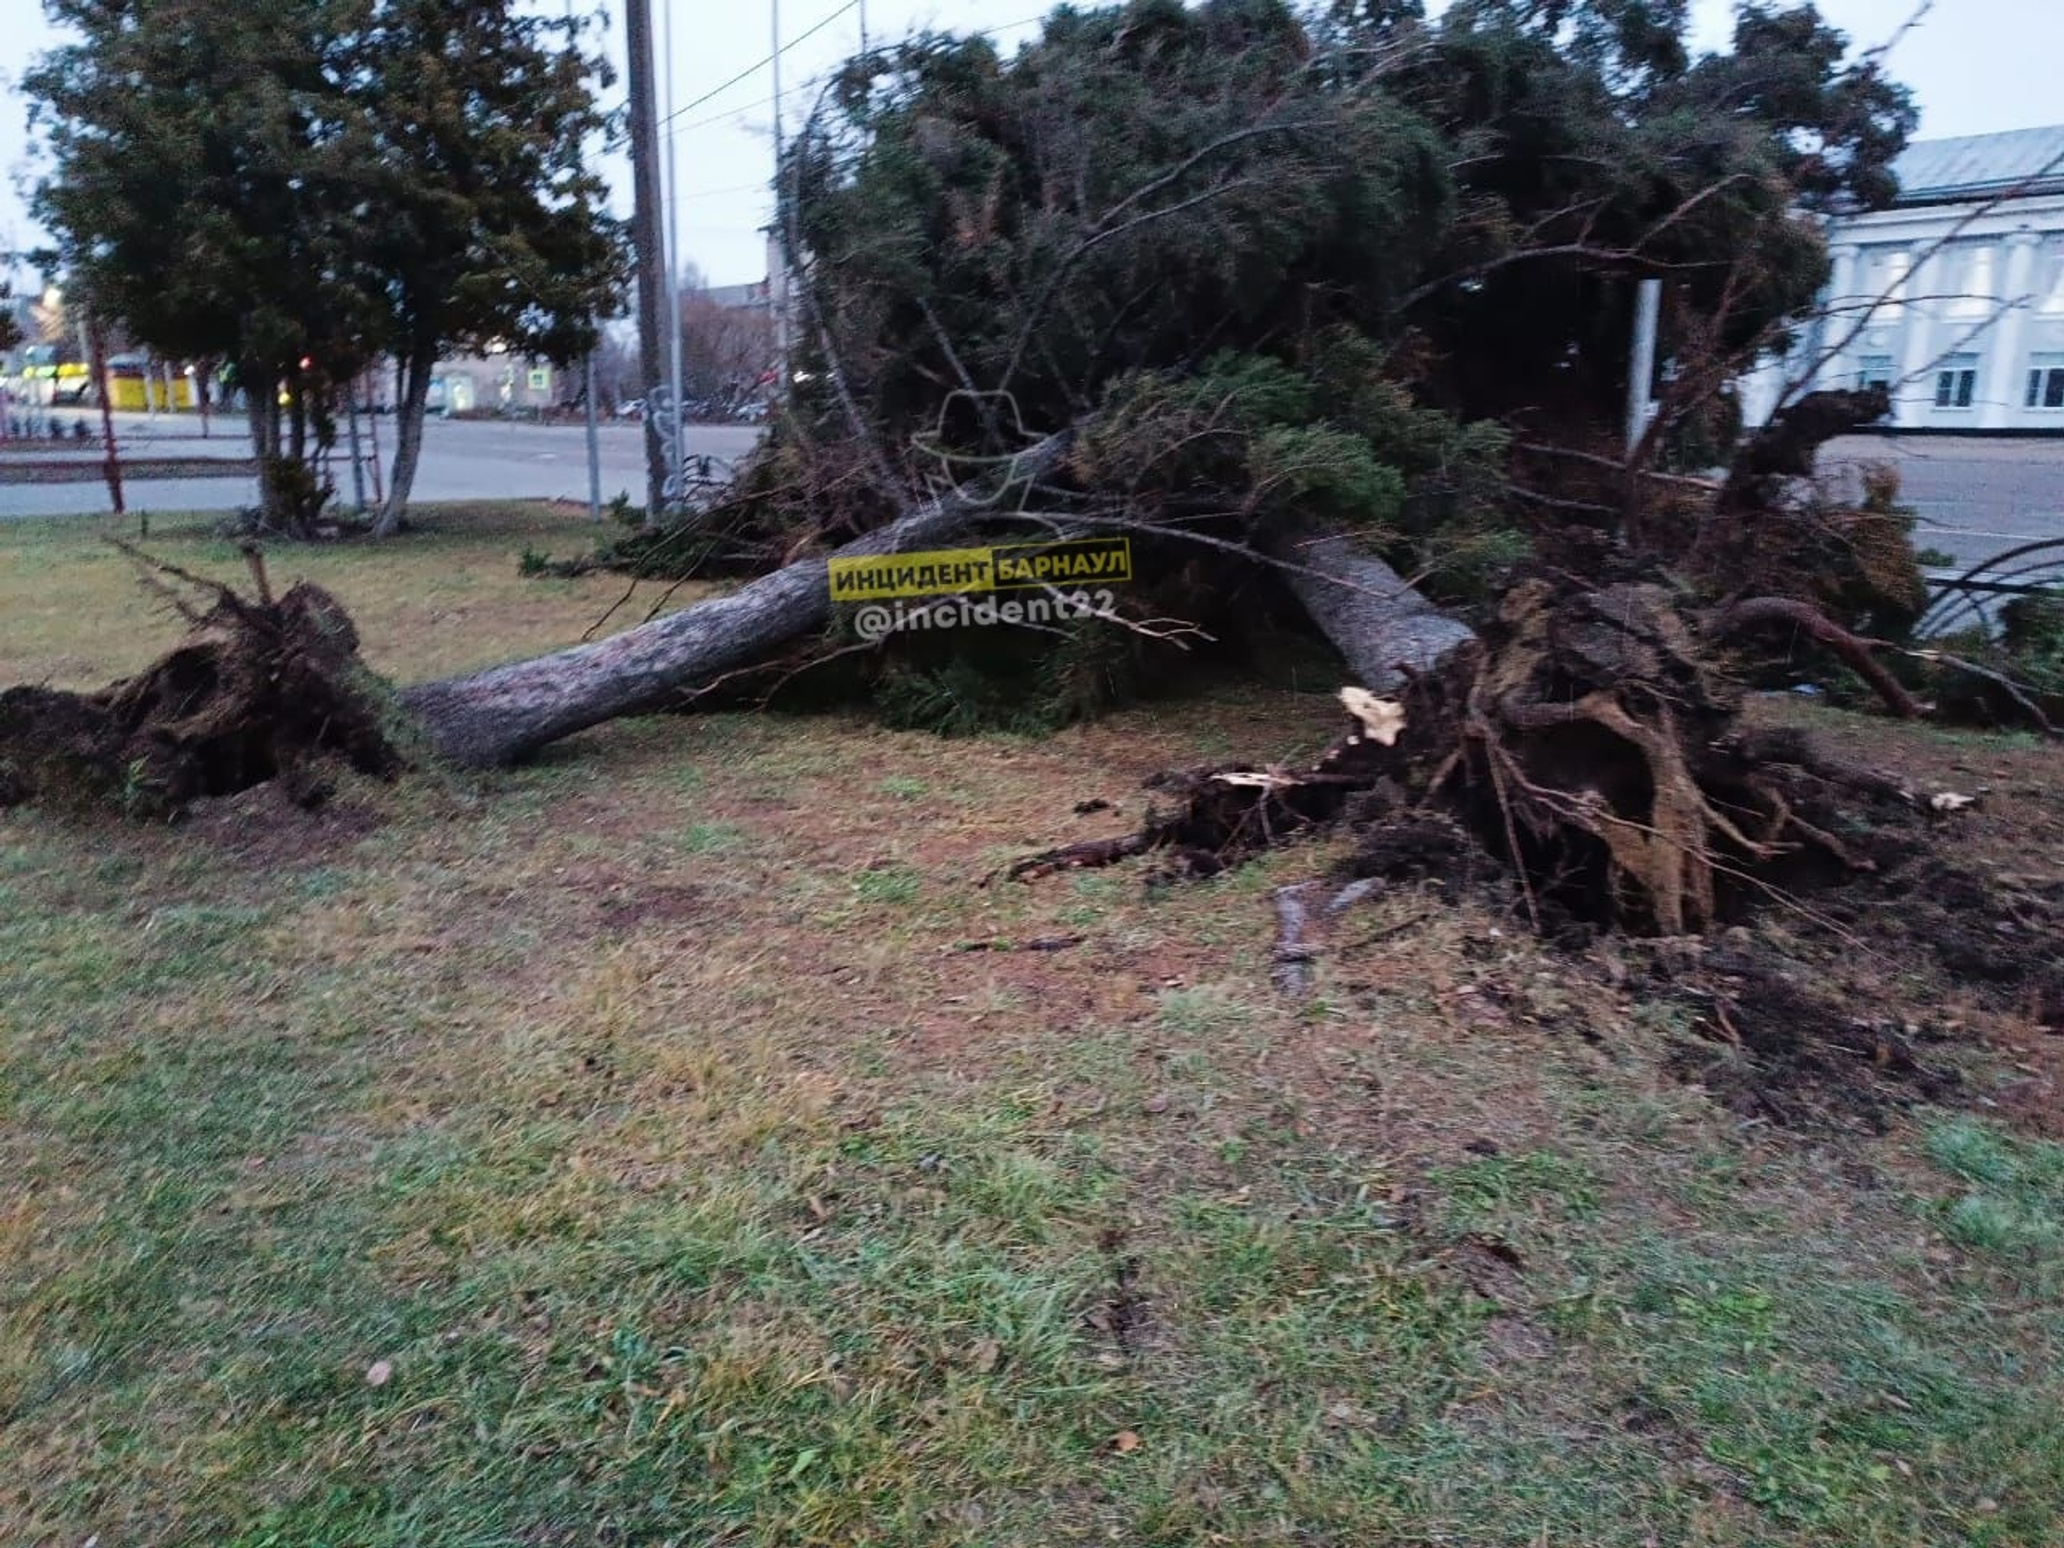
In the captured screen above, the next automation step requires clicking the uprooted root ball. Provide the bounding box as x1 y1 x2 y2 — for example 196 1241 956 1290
0 580 401 818
1016 577 1940 937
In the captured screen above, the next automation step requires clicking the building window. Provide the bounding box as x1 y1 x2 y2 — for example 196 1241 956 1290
1856 355 1894 391
1934 354 1979 409
1950 246 1997 317
2028 354 2064 410
2040 245 2064 315
1863 249 1910 317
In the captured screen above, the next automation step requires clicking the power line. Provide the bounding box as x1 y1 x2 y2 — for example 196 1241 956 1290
659 12 1050 144
657 0 860 132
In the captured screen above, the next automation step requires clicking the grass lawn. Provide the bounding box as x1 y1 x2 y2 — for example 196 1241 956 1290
4 504 2062 1545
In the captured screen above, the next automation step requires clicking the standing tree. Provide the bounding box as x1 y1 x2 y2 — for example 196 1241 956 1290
676 274 778 419
28 0 381 533
26 0 625 537
348 0 626 536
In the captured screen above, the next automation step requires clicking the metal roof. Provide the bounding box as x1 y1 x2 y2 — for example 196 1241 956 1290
1893 125 2064 205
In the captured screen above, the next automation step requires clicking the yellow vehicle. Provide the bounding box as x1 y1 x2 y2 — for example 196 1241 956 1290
104 357 194 411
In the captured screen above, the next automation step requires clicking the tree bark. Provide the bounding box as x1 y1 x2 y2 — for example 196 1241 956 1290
400 435 1072 766
244 367 297 533
373 341 437 538
398 447 1480 769
1265 526 1478 691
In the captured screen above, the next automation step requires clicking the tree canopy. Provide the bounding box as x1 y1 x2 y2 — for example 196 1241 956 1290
763 0 1912 587
25 0 625 534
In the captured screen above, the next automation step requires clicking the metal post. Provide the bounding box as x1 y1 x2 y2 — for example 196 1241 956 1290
585 351 603 522
662 0 686 511
345 393 369 514
624 0 671 521
366 373 386 506
770 0 791 402
1625 278 1661 455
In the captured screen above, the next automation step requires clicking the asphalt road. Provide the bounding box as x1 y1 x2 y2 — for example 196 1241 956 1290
1818 434 2064 572
5 416 2060 577
0 412 762 519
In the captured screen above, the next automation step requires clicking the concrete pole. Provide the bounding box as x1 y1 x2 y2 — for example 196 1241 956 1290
1625 278 1661 455
624 0 671 520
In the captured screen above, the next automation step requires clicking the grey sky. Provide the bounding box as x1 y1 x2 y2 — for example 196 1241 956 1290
4 0 2061 292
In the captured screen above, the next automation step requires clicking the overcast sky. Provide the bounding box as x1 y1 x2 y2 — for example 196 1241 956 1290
4 0 2061 292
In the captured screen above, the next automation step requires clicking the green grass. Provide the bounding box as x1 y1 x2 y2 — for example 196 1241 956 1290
0 501 706 690
5 506 2064 1544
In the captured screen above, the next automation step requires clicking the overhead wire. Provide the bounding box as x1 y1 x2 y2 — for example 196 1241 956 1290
658 9 1051 144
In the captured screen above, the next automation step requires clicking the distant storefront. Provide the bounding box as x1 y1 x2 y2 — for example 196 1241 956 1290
429 354 556 415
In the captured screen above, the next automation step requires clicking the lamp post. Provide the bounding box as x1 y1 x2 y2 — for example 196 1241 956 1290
624 0 671 520
770 0 792 403
662 0 687 509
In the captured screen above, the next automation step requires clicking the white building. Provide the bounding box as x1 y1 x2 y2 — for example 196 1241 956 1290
1741 124 2064 433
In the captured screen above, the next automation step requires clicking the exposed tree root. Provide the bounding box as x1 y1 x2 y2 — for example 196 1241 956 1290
1708 595 1923 720
1014 576 1943 937
0 564 400 818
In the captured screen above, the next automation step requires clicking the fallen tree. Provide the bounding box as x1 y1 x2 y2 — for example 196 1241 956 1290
0 427 1485 795
2 0 1948 906
402 435 1063 767
1265 526 1478 694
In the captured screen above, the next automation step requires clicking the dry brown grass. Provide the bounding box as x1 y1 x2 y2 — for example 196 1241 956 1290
4 506 2064 1546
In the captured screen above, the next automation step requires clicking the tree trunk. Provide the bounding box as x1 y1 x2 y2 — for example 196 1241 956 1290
244 368 298 534
400 439 1479 768
1265 526 1478 691
373 342 437 538
401 436 1071 765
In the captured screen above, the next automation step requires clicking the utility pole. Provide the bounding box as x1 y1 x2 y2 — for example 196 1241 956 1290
624 0 670 520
